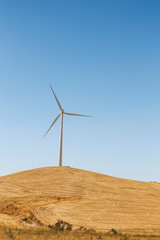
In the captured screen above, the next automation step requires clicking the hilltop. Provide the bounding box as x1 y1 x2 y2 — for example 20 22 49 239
0 167 160 235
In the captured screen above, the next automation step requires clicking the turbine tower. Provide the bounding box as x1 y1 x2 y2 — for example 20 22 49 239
44 84 92 167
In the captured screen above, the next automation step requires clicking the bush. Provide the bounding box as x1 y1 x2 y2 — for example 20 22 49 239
48 220 73 231
110 228 119 235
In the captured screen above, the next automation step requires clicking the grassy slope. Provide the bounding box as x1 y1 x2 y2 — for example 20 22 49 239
0 167 160 236
1 228 160 240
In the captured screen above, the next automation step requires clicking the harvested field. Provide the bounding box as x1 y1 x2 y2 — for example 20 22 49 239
0 167 160 238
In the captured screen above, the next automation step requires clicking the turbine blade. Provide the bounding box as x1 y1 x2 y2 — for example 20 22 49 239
64 112 93 117
49 83 62 111
43 114 61 138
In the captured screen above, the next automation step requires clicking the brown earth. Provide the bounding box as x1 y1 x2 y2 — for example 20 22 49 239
0 167 160 235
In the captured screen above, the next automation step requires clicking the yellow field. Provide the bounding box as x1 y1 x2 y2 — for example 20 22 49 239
0 167 160 239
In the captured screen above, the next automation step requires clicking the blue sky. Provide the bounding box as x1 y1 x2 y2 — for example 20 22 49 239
0 0 160 181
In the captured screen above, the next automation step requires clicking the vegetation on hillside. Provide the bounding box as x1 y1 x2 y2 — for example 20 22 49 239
0 221 159 240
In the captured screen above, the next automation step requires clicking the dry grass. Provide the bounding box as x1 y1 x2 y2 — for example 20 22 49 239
0 167 160 236
0 224 160 240
0 195 77 220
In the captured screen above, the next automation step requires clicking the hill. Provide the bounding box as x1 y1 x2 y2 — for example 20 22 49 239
0 167 160 235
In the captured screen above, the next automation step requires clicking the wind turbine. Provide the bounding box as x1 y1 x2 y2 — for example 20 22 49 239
44 84 92 167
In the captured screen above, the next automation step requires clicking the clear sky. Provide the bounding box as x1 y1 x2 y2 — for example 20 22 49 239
0 0 160 181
